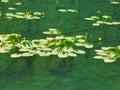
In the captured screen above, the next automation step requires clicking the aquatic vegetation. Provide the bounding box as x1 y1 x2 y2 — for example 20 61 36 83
0 0 44 33
75 0 78 9
32 29 93 58
94 46 120 63
0 0 119 67
85 14 120 40
8 7 16 11
2 11 44 20
0 29 93 71
110 0 120 40
0 29 93 59
110 1 120 18
1 0 9 3
15 11 44 32
0 34 21 53
110 1 120 5
43 28 62 35
58 9 78 13
56 0 59 5
0 2 120 89
84 16 99 21
14 2 22 6
84 15 120 26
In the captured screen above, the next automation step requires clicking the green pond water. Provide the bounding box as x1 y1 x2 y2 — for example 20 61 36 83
0 0 120 90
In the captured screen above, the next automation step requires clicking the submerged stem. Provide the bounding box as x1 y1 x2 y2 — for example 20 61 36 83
27 20 32 33
6 21 10 33
56 0 59 5
113 4 119 19
84 48 90 60
25 56 35 72
62 58 74 72
56 0 60 9
36 20 39 33
46 55 52 70
62 58 67 67
102 25 107 41
117 26 120 42
75 0 78 9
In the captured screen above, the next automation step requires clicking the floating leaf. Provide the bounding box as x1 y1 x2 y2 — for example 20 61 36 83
10 53 21 58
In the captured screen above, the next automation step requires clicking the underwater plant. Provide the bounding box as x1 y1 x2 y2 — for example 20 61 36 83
94 46 120 63
56 0 59 5
75 0 78 9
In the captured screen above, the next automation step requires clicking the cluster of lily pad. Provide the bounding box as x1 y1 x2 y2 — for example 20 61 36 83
94 46 120 63
0 0 44 20
4 11 44 20
84 15 120 26
0 29 93 58
0 33 21 53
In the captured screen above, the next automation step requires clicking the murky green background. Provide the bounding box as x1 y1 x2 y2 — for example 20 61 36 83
0 0 120 90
